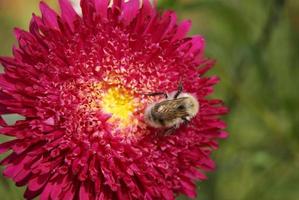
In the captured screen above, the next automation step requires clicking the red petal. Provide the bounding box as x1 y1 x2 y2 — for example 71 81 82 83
120 0 139 26
172 20 192 42
28 173 50 192
79 182 92 200
59 0 79 31
94 0 109 21
0 140 18 154
40 2 59 28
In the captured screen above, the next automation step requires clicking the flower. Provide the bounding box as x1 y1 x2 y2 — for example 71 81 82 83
0 0 228 199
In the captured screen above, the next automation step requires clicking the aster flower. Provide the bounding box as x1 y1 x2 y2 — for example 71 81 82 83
0 0 228 199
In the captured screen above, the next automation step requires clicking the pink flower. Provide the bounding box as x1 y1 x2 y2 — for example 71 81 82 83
0 0 228 199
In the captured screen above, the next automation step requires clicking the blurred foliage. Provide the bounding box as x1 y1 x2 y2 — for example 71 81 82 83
1 0 299 200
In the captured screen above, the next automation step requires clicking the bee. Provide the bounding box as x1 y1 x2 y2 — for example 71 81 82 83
144 82 199 132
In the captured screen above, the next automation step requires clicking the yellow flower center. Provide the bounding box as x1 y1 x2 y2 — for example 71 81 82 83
101 87 137 127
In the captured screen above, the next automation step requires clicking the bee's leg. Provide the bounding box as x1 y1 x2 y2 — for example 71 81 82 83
164 126 176 135
163 123 181 135
145 92 168 99
182 117 190 125
174 82 183 99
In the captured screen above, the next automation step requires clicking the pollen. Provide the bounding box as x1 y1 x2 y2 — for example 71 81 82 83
101 87 137 127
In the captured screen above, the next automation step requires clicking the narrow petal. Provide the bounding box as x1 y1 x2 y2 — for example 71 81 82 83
81 0 95 24
0 140 18 154
120 0 139 25
0 74 16 91
39 2 59 28
188 35 205 58
141 0 154 16
79 181 92 200
180 179 196 198
59 0 79 31
0 116 7 126
94 0 110 21
172 20 192 42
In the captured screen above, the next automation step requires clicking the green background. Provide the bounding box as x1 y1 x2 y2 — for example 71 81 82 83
0 0 299 199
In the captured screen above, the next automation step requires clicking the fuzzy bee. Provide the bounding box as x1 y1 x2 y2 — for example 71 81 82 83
144 83 199 132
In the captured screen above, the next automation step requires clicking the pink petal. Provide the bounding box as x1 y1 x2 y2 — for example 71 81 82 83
28 173 50 192
0 140 18 154
79 182 92 200
94 0 109 21
49 175 66 200
59 0 79 31
188 35 205 57
172 20 192 42
161 187 174 200
43 117 55 126
39 181 53 200
120 0 139 26
153 11 177 41
180 179 196 198
14 168 32 186
219 131 229 138
80 0 95 24
0 74 16 91
40 2 59 28
60 181 76 200
24 187 41 200
50 177 66 200
141 0 154 16
197 59 215 75
0 116 7 126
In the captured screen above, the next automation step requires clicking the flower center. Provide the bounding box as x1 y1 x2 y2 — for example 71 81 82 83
56 79 144 138
101 87 137 127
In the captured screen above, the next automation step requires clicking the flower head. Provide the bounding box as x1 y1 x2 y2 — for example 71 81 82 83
0 0 228 199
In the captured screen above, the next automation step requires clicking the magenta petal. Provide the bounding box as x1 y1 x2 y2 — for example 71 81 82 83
0 140 14 153
40 2 59 28
79 182 92 200
60 182 76 200
141 0 154 16
49 184 62 200
4 155 36 180
148 11 177 42
120 0 139 25
40 175 66 200
0 116 7 126
14 168 31 185
80 0 95 24
188 35 205 57
13 28 24 41
0 56 28 69
161 188 174 200
28 173 50 192
172 20 192 41
24 187 41 200
47 175 65 200
0 75 16 91
219 131 229 138
39 181 52 200
187 168 207 180
58 0 79 31
0 104 10 115
197 60 215 75
180 179 196 198
12 46 23 60
158 11 177 40
94 0 109 20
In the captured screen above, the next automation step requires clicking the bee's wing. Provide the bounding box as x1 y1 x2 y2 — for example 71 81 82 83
154 98 189 120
